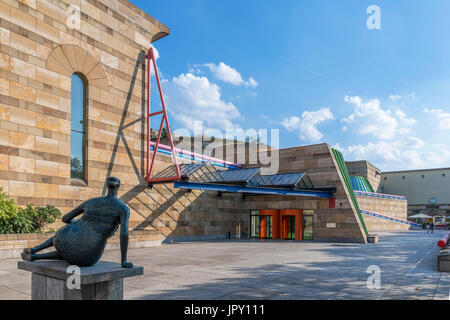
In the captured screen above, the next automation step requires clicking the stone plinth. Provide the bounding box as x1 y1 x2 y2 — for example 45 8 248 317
367 235 379 243
438 250 450 272
18 260 143 300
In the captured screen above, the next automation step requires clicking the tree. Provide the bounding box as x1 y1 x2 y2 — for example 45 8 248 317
71 157 84 180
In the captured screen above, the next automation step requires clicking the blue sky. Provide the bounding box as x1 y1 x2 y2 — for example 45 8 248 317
131 0 450 171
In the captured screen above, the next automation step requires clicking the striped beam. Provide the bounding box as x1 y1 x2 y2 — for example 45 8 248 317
174 182 334 198
361 209 422 229
354 191 406 200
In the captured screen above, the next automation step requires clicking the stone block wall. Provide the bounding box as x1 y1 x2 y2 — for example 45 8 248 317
346 160 382 192
0 229 161 259
356 195 409 231
131 153 250 241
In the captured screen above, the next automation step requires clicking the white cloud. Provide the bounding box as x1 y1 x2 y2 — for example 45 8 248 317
282 116 301 130
282 108 334 142
389 94 402 101
424 146 450 168
163 73 241 131
395 110 416 126
247 77 258 88
389 92 416 101
337 136 450 171
342 96 416 140
202 62 258 88
337 139 425 171
424 108 450 130
404 136 425 148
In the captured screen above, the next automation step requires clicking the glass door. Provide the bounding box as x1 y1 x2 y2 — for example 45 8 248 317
303 210 314 240
260 215 273 239
250 210 259 238
282 216 296 240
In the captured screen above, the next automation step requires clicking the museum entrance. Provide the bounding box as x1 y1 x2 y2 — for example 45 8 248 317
250 210 273 239
250 209 313 241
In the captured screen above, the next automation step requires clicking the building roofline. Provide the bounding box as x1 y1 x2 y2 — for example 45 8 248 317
382 167 450 175
345 160 381 173
124 0 170 41
278 143 330 152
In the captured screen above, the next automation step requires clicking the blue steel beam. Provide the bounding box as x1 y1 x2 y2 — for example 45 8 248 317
174 182 333 198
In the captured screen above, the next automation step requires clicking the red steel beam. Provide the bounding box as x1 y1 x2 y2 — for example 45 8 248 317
145 47 181 183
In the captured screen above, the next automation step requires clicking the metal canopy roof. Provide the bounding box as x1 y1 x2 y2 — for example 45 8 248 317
216 167 260 184
150 163 206 180
150 163 335 198
248 172 314 189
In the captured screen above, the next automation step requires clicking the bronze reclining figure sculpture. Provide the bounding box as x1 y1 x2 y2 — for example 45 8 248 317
21 177 134 268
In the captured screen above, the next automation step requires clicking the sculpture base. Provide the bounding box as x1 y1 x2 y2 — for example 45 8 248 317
18 260 143 300
438 249 450 273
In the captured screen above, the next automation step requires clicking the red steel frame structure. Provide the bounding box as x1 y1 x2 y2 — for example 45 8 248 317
145 47 181 184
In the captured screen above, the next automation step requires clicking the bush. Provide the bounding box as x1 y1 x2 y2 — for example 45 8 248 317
0 188 19 234
0 188 62 234
32 205 61 231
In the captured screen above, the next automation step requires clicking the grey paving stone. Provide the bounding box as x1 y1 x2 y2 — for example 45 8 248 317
0 230 447 300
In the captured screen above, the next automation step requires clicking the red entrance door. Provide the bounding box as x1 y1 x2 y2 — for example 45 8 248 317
260 210 279 239
280 210 303 241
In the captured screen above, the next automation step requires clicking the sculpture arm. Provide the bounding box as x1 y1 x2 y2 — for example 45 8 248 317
62 204 84 224
120 208 133 268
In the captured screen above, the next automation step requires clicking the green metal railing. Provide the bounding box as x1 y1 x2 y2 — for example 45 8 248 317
350 176 374 193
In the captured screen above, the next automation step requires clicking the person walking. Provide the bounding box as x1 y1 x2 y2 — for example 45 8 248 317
430 221 435 234
426 222 430 234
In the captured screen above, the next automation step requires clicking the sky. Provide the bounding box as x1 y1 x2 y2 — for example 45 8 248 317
131 0 450 171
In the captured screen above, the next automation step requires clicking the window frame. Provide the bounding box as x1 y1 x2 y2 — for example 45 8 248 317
70 72 89 186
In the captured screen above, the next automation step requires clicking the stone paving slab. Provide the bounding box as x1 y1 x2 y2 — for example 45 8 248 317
0 230 448 300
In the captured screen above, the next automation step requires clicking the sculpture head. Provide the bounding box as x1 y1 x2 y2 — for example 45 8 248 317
106 177 121 197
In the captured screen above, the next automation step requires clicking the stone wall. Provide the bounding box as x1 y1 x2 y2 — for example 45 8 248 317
346 160 382 192
132 156 251 241
381 168 450 218
0 229 161 259
356 195 409 231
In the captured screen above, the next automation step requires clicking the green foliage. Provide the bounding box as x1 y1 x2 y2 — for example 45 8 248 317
12 206 34 234
0 188 62 234
0 188 19 234
32 205 62 231
161 128 168 139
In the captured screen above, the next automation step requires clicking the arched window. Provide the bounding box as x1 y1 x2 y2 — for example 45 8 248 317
70 73 87 184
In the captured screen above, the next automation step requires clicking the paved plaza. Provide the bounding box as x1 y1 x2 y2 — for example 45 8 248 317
0 230 449 300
